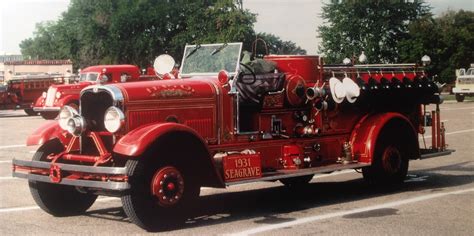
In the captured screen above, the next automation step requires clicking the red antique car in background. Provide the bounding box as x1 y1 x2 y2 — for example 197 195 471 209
33 64 158 119
0 74 66 115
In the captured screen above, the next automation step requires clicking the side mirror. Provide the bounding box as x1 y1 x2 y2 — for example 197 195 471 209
153 54 176 75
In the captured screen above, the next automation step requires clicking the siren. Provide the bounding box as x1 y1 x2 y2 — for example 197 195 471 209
342 77 360 103
329 77 346 104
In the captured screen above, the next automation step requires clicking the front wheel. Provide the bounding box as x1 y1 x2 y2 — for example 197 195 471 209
29 140 97 216
362 136 409 185
455 94 465 102
24 108 38 116
121 159 200 231
40 111 59 120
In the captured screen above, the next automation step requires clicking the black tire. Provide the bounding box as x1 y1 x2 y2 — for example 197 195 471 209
40 111 59 120
362 134 409 185
455 94 465 102
280 175 314 188
29 139 97 216
24 108 38 116
121 158 200 231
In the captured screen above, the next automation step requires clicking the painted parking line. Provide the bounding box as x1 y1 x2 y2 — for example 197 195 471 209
0 144 26 150
441 106 474 111
228 187 474 236
0 197 119 213
0 177 15 180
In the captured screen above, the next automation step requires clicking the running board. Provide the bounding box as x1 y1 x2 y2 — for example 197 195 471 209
419 149 455 160
226 163 370 186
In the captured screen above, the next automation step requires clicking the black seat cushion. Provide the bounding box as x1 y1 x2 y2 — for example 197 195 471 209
236 73 285 105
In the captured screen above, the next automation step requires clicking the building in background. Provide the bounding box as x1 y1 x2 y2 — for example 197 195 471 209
0 54 24 83
3 59 73 82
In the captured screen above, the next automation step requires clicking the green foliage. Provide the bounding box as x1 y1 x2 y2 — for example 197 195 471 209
318 0 431 64
255 33 306 55
20 0 257 69
399 10 474 83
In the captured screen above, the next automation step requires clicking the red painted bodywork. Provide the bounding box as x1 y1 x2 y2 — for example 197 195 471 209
33 64 157 116
21 50 447 189
26 121 70 146
349 112 419 163
0 76 64 110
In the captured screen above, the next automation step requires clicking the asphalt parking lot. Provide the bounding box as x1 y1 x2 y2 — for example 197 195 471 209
0 100 473 235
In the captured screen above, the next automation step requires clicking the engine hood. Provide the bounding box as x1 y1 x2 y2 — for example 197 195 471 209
109 78 219 103
52 81 94 92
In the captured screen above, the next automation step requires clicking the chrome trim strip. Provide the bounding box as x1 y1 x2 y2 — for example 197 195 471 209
80 84 124 106
13 159 128 175
12 172 129 190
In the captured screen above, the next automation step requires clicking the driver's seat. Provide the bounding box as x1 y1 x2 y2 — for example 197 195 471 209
236 73 285 106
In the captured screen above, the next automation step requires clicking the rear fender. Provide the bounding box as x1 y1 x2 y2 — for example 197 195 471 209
26 121 70 146
350 112 419 163
114 122 224 187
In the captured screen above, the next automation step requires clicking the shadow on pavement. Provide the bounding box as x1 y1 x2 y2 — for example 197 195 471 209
80 161 473 231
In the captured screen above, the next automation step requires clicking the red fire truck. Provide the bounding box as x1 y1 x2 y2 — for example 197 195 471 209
0 74 66 115
12 43 452 231
33 64 159 119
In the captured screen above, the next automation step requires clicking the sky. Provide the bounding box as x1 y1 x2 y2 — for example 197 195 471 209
0 0 473 55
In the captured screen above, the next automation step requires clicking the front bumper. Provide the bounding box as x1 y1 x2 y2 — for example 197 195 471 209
12 159 130 191
33 106 61 112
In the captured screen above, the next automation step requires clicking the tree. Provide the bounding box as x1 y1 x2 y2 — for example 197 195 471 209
20 0 257 69
318 1 431 64
254 33 307 55
398 10 474 83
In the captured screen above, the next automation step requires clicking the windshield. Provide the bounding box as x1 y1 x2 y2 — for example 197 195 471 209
180 42 242 76
79 73 99 82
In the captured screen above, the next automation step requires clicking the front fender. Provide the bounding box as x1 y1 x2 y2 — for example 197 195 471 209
349 112 419 163
56 95 78 107
26 121 70 146
114 122 224 187
114 123 208 157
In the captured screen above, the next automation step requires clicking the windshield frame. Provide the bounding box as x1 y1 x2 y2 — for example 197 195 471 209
179 42 242 77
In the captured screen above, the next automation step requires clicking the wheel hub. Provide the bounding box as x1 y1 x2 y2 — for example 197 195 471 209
382 146 402 174
151 166 184 207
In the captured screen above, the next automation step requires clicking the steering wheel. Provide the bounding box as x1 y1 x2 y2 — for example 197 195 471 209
238 63 257 85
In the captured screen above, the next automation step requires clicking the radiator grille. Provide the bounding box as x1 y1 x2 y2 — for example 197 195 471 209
45 87 57 106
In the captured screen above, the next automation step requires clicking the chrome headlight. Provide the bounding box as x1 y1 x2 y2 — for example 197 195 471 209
66 116 86 136
55 91 62 99
104 106 125 133
59 105 79 130
42 92 47 98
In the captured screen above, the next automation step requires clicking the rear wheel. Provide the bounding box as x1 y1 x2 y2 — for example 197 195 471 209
29 140 97 216
455 94 465 102
362 135 409 185
121 158 200 231
40 111 59 120
280 175 314 188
